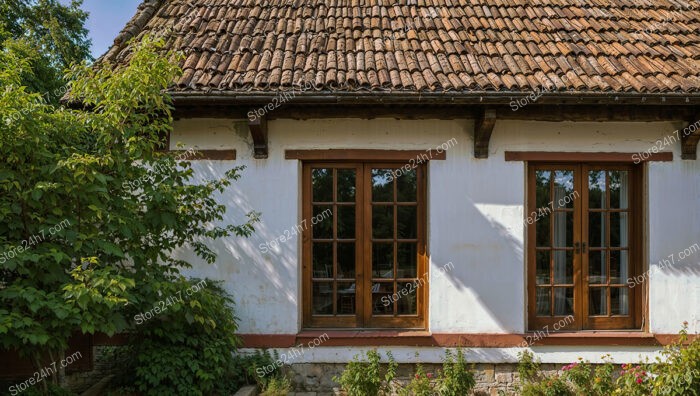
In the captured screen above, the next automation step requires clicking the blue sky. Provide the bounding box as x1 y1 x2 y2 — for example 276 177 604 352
61 0 142 58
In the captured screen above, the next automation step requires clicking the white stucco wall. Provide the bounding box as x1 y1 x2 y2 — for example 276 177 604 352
171 117 700 363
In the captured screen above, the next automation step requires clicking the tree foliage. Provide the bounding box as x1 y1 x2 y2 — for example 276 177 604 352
0 0 91 101
0 34 258 383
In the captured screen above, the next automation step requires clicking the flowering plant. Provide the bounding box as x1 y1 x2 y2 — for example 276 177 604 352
614 363 652 396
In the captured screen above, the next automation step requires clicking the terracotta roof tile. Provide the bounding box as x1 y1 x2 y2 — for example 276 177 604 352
104 0 700 95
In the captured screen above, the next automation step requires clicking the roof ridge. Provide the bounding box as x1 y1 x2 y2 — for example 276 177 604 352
101 0 165 62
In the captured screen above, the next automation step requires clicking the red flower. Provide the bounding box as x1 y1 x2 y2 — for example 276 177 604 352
427 373 434 379
636 378 643 384
415 374 420 379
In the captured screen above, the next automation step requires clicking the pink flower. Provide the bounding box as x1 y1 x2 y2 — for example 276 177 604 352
427 373 433 379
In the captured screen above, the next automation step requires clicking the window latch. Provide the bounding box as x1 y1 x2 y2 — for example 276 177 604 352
582 242 587 254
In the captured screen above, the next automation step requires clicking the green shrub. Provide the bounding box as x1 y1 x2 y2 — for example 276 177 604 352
518 351 572 396
334 350 397 396
613 364 653 396
562 356 615 396
227 349 281 390
259 375 292 396
129 278 240 396
398 364 434 396
517 350 542 383
650 322 700 396
520 374 572 396
437 348 476 396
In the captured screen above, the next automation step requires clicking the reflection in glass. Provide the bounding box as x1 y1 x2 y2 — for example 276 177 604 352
610 212 628 247
313 205 333 239
611 287 629 315
372 282 393 314
337 243 355 278
536 288 551 316
397 282 418 314
336 282 356 314
372 169 394 202
397 243 417 278
553 250 573 284
536 250 550 284
535 170 552 209
589 287 607 315
609 171 629 209
372 205 393 239
312 243 333 278
554 287 574 315
609 250 628 284
312 168 333 202
312 282 333 314
554 170 575 208
589 250 606 284
372 243 393 278
536 214 550 247
337 206 355 239
397 206 417 239
589 212 605 247
397 169 417 202
337 169 356 202
588 170 606 209
553 212 573 247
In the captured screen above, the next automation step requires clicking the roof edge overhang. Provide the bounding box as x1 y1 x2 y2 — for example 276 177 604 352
171 91 700 106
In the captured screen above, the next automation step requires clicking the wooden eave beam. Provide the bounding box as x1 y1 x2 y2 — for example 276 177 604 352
474 108 497 158
680 114 700 160
248 113 268 159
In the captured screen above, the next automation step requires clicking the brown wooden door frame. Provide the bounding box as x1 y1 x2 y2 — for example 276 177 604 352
302 162 427 329
527 163 642 331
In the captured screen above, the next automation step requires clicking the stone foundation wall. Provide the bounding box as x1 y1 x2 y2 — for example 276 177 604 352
63 346 128 394
284 362 562 395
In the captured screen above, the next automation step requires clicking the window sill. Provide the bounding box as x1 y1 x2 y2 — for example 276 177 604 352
237 331 684 348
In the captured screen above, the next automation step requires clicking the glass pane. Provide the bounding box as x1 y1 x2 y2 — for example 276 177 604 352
589 287 607 315
609 171 629 209
312 282 333 314
588 212 605 248
554 170 575 208
312 168 333 202
536 250 550 285
535 170 551 209
313 206 333 239
588 170 606 209
372 169 394 202
536 287 551 316
553 250 573 284
536 214 550 247
372 282 394 314
610 212 629 248
397 206 417 239
554 287 574 316
610 250 628 284
337 205 355 239
372 243 393 278
553 212 573 248
312 243 333 278
337 169 356 202
337 243 355 279
589 250 606 284
336 282 356 315
397 281 418 314
611 287 629 315
397 243 417 278
372 205 393 239
397 169 417 202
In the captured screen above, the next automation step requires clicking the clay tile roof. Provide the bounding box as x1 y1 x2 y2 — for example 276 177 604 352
103 0 700 97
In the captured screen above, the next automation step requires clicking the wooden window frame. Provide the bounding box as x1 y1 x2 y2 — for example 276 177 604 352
302 162 428 329
526 162 645 331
